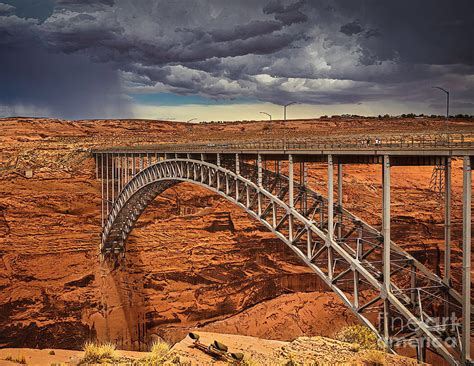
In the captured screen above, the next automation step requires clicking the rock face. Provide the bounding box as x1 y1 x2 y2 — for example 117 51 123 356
0 117 471 350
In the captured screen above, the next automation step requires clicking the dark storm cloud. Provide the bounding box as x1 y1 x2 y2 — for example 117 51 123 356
56 0 114 7
0 3 14 15
263 0 307 25
1 0 474 117
0 13 130 118
340 21 363 36
208 20 283 42
331 0 474 66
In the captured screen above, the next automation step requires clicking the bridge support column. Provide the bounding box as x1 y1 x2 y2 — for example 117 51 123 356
289 154 294 242
111 153 115 203
125 154 129 189
327 154 334 279
444 157 452 286
118 154 121 193
303 162 308 215
382 155 391 348
100 153 104 228
257 154 263 216
354 226 362 309
235 154 240 201
462 156 472 365
106 154 110 216
338 162 343 238
132 154 136 176
200 154 205 183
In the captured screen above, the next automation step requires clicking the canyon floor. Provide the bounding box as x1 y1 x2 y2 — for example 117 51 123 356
0 331 424 366
0 116 472 364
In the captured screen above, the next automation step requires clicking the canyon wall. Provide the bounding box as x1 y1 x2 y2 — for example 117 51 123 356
0 117 471 350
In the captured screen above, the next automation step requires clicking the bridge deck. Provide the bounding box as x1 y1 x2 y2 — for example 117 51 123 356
91 138 474 157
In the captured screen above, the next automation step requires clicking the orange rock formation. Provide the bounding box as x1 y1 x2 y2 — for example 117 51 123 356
0 117 472 351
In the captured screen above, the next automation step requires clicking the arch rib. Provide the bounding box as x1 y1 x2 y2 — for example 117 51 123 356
101 158 462 365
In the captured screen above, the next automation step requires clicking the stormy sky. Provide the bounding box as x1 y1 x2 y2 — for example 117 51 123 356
0 0 473 120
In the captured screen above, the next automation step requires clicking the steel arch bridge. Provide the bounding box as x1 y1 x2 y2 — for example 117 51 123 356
93 139 473 366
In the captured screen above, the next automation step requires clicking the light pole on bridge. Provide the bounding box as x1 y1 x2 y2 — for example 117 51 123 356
283 102 296 121
432 86 449 135
260 112 272 121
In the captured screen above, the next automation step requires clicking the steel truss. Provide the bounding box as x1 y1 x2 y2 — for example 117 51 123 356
96 153 472 365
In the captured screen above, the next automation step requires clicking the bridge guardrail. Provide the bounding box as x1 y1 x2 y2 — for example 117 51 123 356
92 132 474 153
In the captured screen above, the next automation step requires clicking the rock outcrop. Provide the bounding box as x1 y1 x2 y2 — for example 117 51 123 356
0 117 471 350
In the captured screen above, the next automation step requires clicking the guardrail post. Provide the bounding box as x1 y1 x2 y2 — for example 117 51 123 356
462 156 472 365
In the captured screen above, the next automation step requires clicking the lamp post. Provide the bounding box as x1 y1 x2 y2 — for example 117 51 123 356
186 118 197 123
433 86 449 135
283 102 296 121
260 112 272 121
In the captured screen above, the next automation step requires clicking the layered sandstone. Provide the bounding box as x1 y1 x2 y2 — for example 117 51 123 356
0 116 472 351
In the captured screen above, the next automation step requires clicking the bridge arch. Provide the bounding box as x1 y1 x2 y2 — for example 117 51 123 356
99 155 465 365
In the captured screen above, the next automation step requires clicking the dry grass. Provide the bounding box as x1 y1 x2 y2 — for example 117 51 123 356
228 357 262 366
79 341 117 365
363 349 386 365
335 325 384 351
137 339 184 365
5 354 27 364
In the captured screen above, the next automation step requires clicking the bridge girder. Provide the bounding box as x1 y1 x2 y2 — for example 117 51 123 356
94 152 472 366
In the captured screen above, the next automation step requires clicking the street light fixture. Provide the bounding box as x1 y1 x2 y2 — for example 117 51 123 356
260 112 272 121
283 102 296 121
432 86 449 134
186 118 197 123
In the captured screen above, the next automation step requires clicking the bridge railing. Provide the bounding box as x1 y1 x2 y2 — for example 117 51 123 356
130 132 474 152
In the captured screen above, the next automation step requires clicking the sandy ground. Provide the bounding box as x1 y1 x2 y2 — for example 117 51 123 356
0 347 146 366
0 331 426 366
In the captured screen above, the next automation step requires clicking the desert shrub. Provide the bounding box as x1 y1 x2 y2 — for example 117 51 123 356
48 350 55 355
137 339 172 365
5 354 27 364
349 343 360 352
150 339 170 362
363 350 386 366
79 341 117 364
335 325 384 350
